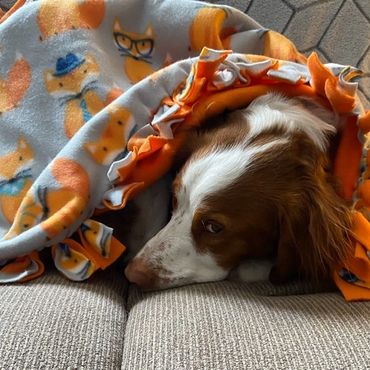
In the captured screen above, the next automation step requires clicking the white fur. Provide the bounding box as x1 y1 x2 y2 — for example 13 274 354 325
137 212 228 287
126 93 335 288
181 139 287 214
132 140 286 287
230 260 274 282
246 93 336 151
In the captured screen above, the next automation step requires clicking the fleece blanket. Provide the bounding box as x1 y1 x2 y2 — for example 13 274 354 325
0 0 369 301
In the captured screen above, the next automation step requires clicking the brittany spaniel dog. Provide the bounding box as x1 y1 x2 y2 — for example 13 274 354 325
118 93 352 290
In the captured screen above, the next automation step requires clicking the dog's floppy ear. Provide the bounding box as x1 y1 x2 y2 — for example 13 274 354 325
269 136 353 284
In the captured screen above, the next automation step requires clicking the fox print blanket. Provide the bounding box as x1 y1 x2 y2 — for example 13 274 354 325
0 0 369 301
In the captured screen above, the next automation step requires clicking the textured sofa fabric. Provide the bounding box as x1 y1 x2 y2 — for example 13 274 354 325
0 268 127 369
0 0 370 369
1 271 370 369
122 282 370 369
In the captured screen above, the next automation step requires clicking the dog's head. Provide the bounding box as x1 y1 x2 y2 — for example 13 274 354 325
125 93 352 289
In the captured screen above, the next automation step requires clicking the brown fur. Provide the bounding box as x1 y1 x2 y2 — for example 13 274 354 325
176 107 353 284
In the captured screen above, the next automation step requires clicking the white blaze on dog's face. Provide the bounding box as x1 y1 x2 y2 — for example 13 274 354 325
127 146 275 288
125 140 285 289
125 93 351 290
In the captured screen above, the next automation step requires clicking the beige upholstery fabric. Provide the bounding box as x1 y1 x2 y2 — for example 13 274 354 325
0 268 127 369
122 281 370 370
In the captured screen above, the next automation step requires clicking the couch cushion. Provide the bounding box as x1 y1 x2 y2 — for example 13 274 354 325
0 267 127 369
122 281 370 369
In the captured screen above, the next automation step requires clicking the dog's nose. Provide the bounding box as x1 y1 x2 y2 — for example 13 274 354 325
124 259 157 289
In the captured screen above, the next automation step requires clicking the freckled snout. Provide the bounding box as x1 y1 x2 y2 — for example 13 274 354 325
124 258 158 290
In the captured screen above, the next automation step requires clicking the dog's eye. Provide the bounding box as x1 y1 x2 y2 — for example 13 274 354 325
202 220 223 234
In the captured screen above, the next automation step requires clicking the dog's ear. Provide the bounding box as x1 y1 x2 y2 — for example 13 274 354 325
270 137 353 284
294 96 339 128
294 96 342 164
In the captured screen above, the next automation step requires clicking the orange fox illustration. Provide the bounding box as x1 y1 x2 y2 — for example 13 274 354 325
5 158 90 239
85 105 134 165
113 19 157 84
0 138 34 224
52 240 96 281
0 57 31 114
44 53 105 138
37 0 105 41
80 219 111 257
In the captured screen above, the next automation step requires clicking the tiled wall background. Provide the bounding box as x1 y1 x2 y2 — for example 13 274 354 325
208 0 370 106
0 0 12 11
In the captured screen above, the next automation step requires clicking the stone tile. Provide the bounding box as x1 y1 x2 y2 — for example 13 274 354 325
355 0 370 20
359 50 370 102
0 0 16 12
359 48 370 72
286 0 332 9
303 47 330 63
320 0 370 66
284 0 342 51
246 0 293 32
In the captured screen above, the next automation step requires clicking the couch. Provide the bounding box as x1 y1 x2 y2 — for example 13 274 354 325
1 0 369 369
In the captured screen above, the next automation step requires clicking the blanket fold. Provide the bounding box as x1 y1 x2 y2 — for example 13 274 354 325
0 0 369 301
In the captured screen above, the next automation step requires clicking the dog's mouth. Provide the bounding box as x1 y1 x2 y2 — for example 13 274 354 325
124 258 230 291
124 259 197 290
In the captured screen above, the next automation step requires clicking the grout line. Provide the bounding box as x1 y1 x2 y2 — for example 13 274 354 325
316 46 331 62
357 44 370 69
245 0 254 13
281 8 296 34
281 0 296 10
296 0 337 11
315 0 346 48
353 0 370 22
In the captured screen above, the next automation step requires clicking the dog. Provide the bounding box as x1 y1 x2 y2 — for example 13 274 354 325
109 93 353 290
